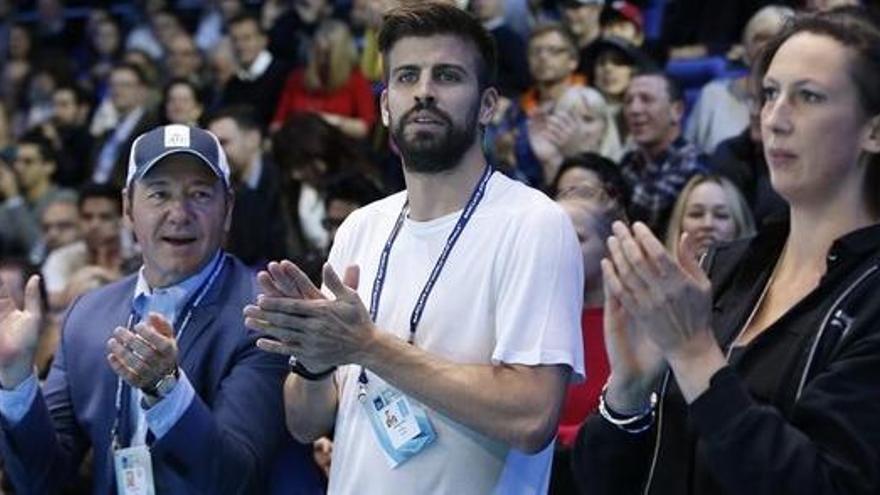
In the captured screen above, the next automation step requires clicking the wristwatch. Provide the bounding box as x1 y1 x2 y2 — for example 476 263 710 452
142 367 180 399
288 356 336 381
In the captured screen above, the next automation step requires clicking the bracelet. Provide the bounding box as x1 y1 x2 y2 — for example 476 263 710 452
598 384 658 434
288 356 336 381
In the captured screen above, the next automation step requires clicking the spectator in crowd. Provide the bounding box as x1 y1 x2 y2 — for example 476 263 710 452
0 135 77 260
551 170 627 495
529 85 623 185
161 78 205 127
38 196 81 257
348 0 394 83
121 48 163 109
220 13 290 129
267 0 334 66
125 9 185 61
560 0 604 70
686 5 794 154
550 152 631 210
164 33 205 86
207 106 288 267
30 195 80 267
90 63 159 188
0 124 321 493
599 1 645 47
19 65 60 133
41 182 137 312
247 4 583 494
33 83 94 188
490 22 584 188
195 0 245 52
206 38 237 104
470 0 531 98
321 172 384 248
664 174 756 260
574 9 880 495
271 19 377 140
584 35 654 141
77 15 123 98
31 0 78 57
1 24 35 133
619 70 707 235
271 112 379 282
712 77 788 224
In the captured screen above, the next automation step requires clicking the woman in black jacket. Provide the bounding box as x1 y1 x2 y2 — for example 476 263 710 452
573 7 880 495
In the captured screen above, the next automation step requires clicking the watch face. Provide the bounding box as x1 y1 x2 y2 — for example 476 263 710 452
155 372 179 397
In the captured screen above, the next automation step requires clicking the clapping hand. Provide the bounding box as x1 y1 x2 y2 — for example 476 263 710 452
0 275 42 389
106 313 179 398
603 222 724 402
245 261 372 371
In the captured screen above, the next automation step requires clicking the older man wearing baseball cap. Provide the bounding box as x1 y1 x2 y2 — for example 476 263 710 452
0 125 321 494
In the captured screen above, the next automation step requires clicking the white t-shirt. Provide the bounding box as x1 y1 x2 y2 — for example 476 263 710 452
326 172 585 495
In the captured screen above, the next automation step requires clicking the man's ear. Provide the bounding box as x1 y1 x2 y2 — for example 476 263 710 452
478 87 500 127
380 89 390 128
122 187 134 227
861 114 880 154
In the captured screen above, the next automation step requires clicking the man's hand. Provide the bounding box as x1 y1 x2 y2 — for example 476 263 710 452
245 262 372 370
0 275 43 389
106 313 179 396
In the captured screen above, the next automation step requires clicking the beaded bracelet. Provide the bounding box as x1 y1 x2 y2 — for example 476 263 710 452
598 384 658 434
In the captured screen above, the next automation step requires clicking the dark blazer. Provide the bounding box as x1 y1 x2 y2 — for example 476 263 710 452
226 157 288 267
0 254 322 494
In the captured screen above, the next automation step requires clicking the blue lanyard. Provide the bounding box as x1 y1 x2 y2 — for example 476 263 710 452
358 166 493 396
110 253 226 450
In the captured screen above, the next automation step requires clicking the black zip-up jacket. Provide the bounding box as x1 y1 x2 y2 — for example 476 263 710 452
572 221 880 495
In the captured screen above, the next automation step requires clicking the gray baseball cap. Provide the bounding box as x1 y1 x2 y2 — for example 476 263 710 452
126 125 231 188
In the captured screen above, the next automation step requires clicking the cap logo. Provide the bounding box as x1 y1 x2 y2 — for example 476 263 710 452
164 125 190 148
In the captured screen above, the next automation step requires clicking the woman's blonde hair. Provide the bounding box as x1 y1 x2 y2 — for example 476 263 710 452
304 19 359 92
555 86 623 161
665 174 756 258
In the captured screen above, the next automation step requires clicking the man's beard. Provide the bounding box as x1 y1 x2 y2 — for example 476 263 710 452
391 100 479 174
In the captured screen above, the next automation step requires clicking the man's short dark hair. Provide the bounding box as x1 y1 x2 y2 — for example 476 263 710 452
227 13 264 33
53 83 86 105
17 134 57 164
378 2 498 90
112 62 149 86
206 105 262 134
325 173 385 208
633 69 683 104
528 22 579 59
79 182 122 215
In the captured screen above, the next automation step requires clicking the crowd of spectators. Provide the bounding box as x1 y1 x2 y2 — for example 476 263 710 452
0 0 871 492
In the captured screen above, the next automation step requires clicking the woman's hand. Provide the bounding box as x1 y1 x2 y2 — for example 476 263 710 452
604 222 726 402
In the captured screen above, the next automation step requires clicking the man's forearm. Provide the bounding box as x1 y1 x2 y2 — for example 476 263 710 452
283 373 339 443
357 332 570 454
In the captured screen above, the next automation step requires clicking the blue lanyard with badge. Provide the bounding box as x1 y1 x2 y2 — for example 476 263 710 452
358 165 492 468
110 253 225 495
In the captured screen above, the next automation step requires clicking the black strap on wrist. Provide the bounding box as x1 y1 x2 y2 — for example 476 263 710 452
288 356 336 381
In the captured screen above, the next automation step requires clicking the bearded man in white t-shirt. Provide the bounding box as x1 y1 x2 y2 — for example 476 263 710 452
245 3 585 493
